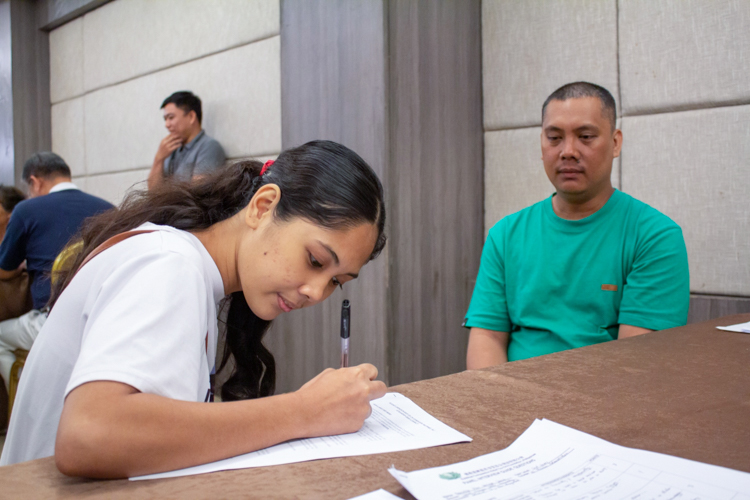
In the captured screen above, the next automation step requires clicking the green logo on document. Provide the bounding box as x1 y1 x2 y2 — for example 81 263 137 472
439 472 461 480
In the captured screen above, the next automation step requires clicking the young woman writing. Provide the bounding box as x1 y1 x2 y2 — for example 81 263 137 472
0 140 388 478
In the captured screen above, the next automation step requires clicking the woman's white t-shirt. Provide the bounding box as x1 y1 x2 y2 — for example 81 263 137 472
0 223 225 465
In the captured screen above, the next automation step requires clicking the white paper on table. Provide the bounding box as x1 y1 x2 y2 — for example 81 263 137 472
716 321 750 333
132 392 471 481
347 488 403 500
389 418 750 500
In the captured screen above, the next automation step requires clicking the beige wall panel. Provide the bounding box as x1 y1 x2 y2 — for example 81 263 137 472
621 106 750 296
484 127 621 232
71 176 87 192
85 168 150 206
49 17 83 104
249 154 278 164
51 97 85 177
482 0 618 130
84 38 281 175
619 0 750 115
83 0 279 91
485 127 551 231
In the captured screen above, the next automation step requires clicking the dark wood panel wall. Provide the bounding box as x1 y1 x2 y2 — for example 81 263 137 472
9 0 51 186
386 0 483 384
0 1 13 186
688 295 750 325
1 0 52 187
273 0 390 391
274 0 484 391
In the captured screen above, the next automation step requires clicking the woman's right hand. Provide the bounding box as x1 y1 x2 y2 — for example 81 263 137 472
294 364 387 437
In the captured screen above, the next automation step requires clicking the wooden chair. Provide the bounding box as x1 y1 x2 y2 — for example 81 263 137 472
6 241 83 422
7 349 28 422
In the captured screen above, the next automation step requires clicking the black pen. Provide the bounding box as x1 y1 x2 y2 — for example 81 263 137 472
340 300 350 368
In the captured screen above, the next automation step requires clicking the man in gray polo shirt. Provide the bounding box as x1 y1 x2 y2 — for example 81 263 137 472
147 91 226 189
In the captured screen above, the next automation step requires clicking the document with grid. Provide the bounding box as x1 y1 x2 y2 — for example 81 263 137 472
390 418 750 500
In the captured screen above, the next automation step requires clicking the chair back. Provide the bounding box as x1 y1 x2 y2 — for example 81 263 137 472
8 349 29 422
51 240 84 285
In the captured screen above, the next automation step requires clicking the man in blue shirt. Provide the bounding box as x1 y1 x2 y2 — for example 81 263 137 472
0 152 113 390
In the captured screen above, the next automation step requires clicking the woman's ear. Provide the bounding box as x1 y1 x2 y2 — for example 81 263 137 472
245 184 281 229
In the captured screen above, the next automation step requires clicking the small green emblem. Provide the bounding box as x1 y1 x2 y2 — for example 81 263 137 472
439 472 461 480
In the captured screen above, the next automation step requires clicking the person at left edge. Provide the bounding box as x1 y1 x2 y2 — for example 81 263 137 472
0 185 25 243
0 152 113 390
147 90 226 190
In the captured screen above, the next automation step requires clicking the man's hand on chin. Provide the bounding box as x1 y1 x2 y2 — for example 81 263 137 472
155 134 183 163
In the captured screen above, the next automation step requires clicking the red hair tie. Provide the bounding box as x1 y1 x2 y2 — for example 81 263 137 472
260 160 274 176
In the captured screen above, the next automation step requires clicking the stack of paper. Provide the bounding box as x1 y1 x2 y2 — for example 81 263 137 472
390 419 750 500
348 489 402 500
717 321 750 333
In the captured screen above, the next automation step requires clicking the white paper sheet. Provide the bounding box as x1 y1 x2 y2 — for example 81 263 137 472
716 321 750 333
390 419 750 500
347 488 403 500
132 392 471 481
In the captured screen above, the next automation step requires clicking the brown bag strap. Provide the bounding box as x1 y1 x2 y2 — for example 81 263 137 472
79 230 156 270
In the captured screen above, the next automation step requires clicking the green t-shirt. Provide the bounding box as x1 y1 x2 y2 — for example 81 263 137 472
464 189 690 361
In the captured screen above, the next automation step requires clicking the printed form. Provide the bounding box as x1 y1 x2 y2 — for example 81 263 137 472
717 321 750 333
390 419 750 500
132 392 471 481
348 489 403 500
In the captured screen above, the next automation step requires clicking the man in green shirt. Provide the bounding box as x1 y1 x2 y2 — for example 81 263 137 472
464 82 689 368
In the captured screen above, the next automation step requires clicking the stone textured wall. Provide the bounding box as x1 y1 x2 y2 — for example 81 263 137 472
49 0 281 205
482 0 750 298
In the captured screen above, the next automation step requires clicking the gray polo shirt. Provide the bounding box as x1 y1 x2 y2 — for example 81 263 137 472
163 130 226 181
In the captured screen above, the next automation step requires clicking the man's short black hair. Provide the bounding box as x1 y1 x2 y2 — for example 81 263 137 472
542 82 617 131
161 91 202 124
22 152 72 182
0 185 25 212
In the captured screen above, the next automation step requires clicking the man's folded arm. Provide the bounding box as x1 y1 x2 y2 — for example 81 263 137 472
0 266 23 280
467 327 509 369
617 324 652 339
618 223 690 336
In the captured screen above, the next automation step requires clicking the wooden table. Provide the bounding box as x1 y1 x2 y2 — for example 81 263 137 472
1 314 749 498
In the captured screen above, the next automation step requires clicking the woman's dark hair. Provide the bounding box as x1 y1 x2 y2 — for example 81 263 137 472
49 140 385 402
0 185 25 212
